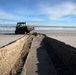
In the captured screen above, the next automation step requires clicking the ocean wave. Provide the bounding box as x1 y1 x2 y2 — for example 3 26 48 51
0 26 76 33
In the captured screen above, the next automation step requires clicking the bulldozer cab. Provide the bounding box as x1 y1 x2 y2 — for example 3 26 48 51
16 22 26 27
15 22 34 34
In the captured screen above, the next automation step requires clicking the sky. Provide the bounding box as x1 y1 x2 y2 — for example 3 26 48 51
0 0 76 26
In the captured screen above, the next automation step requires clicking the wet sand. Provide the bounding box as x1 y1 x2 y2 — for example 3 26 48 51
43 36 76 75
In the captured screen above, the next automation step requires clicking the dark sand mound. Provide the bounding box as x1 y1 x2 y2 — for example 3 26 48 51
21 34 76 75
43 36 76 75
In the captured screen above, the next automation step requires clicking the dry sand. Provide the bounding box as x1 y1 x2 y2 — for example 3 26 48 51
21 33 76 75
46 33 76 48
0 33 76 48
0 34 24 47
0 33 76 75
0 35 34 75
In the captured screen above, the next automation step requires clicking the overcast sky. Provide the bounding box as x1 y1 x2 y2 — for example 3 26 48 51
0 0 76 26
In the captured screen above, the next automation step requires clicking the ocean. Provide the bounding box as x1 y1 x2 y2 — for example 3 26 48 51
0 26 76 34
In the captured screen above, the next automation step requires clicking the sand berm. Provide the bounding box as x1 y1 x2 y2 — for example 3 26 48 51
0 33 76 75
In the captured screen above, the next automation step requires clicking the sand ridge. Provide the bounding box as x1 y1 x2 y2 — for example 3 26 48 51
0 33 76 75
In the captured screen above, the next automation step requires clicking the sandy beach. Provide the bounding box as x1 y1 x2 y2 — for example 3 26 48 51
46 33 76 48
0 33 76 48
1 0 76 74
0 32 76 75
0 34 24 47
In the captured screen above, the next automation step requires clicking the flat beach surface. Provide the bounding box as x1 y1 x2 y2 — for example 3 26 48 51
46 33 76 48
0 34 24 47
33 31 76 48
0 32 76 48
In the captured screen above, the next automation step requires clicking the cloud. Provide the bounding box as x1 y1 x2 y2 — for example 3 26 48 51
27 18 44 21
15 8 33 15
0 1 76 22
14 7 41 16
0 9 44 23
0 10 15 19
0 9 28 22
39 2 76 20
14 1 76 21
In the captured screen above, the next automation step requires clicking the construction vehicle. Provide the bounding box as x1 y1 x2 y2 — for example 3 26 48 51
15 22 34 34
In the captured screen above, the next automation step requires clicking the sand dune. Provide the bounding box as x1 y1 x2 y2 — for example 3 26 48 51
43 36 76 75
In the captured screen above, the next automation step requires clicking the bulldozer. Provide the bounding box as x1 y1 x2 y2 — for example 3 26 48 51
15 22 34 34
